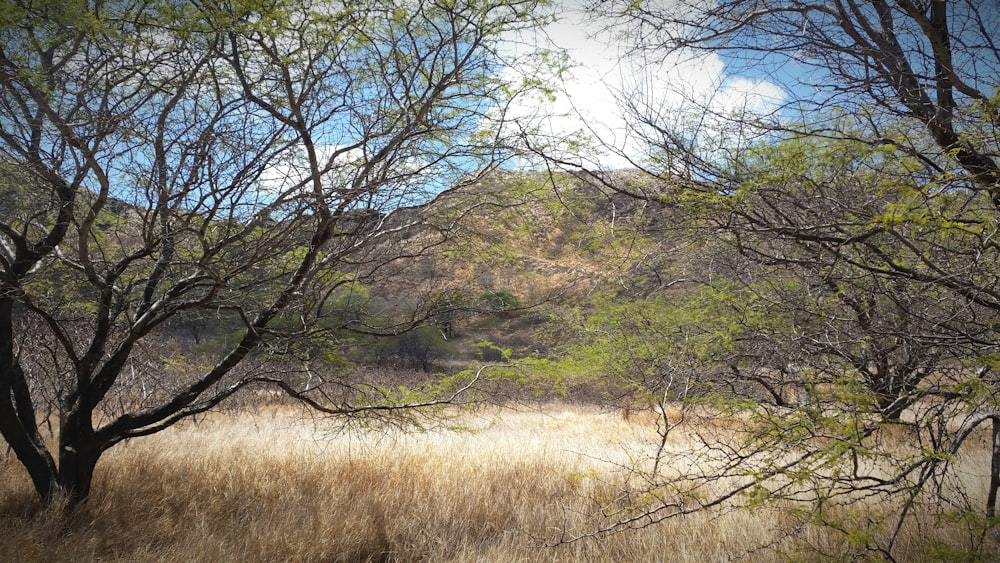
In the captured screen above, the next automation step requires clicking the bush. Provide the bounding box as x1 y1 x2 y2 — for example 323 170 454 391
374 326 454 372
478 290 521 317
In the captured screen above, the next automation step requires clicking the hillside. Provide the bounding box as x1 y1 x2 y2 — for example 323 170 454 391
359 169 687 369
2 164 680 379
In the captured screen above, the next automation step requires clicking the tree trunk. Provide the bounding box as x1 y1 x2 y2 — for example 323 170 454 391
0 297 60 505
987 417 1000 521
56 452 99 509
0 407 59 505
56 407 102 508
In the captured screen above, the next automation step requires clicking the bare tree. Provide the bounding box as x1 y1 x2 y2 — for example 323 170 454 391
0 0 548 508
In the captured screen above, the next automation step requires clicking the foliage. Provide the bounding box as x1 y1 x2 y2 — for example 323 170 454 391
478 289 522 316
547 131 1000 557
531 1 1000 555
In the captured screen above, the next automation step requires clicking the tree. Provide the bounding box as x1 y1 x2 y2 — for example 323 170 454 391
0 0 548 508
722 138 998 417
547 176 1000 557
544 140 1000 556
533 1 1000 557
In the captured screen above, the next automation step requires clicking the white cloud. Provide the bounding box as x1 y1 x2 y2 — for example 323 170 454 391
499 2 786 169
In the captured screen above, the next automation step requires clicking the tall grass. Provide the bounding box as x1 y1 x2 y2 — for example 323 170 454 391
0 405 992 561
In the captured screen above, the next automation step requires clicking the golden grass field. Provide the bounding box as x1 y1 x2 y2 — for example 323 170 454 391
0 404 994 562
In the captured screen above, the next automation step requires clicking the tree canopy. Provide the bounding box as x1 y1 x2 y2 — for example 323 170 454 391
528 1 1000 557
0 0 548 507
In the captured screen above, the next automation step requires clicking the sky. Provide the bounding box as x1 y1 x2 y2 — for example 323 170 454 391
262 1 790 200
500 2 786 169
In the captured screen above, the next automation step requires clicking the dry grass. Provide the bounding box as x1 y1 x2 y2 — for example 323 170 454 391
0 404 994 562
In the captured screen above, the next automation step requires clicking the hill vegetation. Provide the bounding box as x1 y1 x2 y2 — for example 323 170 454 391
17 168 676 394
